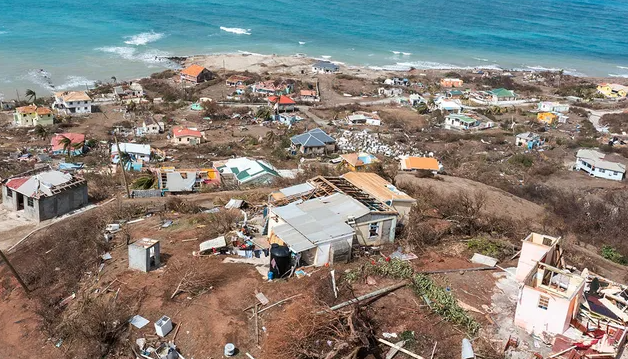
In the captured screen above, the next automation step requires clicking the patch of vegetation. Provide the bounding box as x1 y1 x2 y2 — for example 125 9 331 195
601 245 627 265
600 113 628 134
345 259 480 334
467 238 513 259
509 153 534 168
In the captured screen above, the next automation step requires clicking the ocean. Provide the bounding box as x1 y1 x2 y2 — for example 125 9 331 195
1 0 627 100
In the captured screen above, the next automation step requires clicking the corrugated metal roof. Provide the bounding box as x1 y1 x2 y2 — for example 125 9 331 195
271 193 366 249
279 182 315 197
272 224 316 252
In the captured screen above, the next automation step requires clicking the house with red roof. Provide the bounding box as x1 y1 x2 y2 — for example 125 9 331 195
268 95 296 112
180 64 213 84
51 133 86 156
2 167 88 222
171 126 202 145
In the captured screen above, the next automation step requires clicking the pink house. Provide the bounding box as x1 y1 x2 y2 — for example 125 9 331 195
514 233 586 336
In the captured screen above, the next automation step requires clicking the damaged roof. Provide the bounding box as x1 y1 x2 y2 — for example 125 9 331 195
5 170 85 199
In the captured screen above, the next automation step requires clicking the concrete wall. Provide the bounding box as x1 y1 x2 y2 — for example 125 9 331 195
354 213 396 245
2 186 19 210
35 184 88 222
390 201 414 222
514 286 576 335
515 241 553 282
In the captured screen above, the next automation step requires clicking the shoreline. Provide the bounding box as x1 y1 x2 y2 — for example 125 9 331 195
2 51 627 102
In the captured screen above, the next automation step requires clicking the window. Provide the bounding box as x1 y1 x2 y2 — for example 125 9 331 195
538 295 549 310
369 223 380 238
599 169 605 173
614 171 619 176
27 197 34 207
178 138 182 142
6 189 12 198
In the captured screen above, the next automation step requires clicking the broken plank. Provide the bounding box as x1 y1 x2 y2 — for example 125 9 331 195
378 338 425 359
385 340 406 359
322 282 407 313
258 294 303 314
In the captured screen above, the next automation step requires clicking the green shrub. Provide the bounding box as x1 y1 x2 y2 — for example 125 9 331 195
601 245 626 265
509 153 534 168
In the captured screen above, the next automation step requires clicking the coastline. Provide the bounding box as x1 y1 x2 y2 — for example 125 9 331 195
2 51 627 102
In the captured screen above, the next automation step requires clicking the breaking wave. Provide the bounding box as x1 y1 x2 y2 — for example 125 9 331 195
95 46 177 68
220 27 251 35
124 31 165 46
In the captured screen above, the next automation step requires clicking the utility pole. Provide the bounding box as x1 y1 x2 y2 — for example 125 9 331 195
0 249 29 294
15 89 20 102
114 134 131 198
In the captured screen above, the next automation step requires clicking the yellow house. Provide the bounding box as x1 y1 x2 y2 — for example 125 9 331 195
537 112 558 125
13 105 54 127
597 83 628 98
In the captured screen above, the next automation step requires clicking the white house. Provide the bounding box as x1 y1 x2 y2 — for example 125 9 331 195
444 113 480 130
378 87 403 97
111 143 151 165
54 91 92 115
575 149 626 181
346 112 381 126
384 78 410 86
435 97 462 113
312 61 339 74
136 118 165 136
537 102 570 113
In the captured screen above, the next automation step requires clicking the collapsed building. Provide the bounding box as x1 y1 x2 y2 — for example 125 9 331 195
514 233 628 359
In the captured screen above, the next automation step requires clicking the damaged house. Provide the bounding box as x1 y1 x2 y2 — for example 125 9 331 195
266 174 400 266
2 168 88 222
153 167 220 192
111 143 151 171
513 232 628 359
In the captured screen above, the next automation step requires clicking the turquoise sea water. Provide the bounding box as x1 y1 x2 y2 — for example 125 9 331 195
1 0 627 99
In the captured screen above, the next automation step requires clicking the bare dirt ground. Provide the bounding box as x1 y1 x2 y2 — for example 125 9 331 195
0 207 38 250
396 173 546 223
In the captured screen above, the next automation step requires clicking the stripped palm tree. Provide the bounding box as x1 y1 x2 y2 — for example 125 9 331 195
25 89 36 103
119 151 133 169
71 140 85 155
58 135 73 157
133 175 156 190
34 125 49 140
265 130 276 145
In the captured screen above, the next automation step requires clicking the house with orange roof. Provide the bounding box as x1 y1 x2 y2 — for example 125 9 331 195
268 95 296 112
171 126 202 145
180 64 213 84
299 89 320 102
399 156 442 174
13 105 54 127
53 91 92 115
440 78 464 88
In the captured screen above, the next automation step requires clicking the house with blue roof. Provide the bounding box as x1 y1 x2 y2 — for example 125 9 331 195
290 128 336 155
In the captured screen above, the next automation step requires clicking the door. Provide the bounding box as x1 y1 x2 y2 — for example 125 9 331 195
16 193 24 210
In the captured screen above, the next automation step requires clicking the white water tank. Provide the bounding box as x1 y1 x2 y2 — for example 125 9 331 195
155 316 173 337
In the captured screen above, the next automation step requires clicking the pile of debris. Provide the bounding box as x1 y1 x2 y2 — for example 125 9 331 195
335 130 423 158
